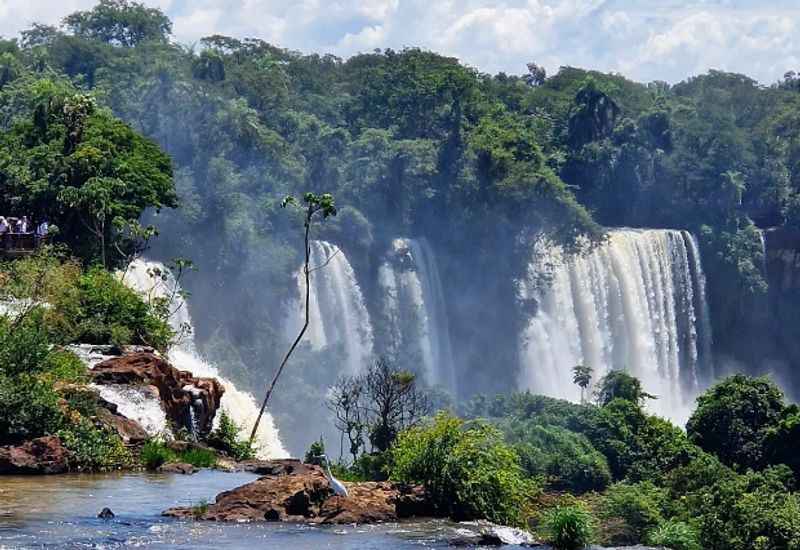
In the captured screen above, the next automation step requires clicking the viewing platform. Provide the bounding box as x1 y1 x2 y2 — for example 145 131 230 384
0 234 42 259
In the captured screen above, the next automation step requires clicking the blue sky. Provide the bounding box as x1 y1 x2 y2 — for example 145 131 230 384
0 0 797 84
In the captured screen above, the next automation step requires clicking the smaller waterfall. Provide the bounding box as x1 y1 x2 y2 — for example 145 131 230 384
287 241 374 377
124 260 288 458
378 238 456 393
92 384 168 436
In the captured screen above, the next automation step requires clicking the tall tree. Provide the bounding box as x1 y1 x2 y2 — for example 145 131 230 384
250 192 337 443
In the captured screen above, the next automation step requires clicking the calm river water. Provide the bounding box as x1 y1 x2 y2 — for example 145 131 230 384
0 470 516 549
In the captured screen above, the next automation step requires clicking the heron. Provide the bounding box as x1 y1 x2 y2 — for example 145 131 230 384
318 454 348 510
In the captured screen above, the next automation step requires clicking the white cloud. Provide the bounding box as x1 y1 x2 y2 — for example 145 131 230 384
1 0 799 84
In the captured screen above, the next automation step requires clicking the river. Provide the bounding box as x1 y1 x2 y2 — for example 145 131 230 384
0 471 524 549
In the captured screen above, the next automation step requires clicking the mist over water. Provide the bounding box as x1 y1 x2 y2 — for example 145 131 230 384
519 229 713 422
124 260 288 458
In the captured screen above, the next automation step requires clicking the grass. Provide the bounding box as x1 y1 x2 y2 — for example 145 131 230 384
140 439 218 470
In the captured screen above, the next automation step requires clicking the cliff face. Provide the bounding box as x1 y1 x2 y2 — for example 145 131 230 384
766 228 800 292
755 229 800 393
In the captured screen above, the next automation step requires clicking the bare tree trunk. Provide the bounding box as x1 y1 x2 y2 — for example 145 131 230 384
250 208 313 444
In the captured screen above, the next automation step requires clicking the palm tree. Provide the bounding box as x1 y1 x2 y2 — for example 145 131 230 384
572 364 593 404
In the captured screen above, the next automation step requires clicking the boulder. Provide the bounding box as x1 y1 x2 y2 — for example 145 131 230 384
91 352 224 437
163 459 436 524
158 462 198 475
451 520 540 546
0 436 71 474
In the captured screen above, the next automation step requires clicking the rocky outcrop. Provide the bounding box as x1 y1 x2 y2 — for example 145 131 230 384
95 405 149 445
163 459 435 524
0 436 71 474
91 352 224 436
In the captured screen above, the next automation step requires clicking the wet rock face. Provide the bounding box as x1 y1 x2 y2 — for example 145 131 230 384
163 459 435 525
91 352 223 437
0 436 70 474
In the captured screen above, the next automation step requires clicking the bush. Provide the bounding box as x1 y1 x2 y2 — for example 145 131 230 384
670 465 800 550
601 482 667 544
687 374 786 470
540 505 596 550
141 439 175 469
646 520 701 550
0 373 64 444
58 418 131 471
390 412 534 526
507 422 611 492
181 447 217 468
52 267 173 351
208 410 256 461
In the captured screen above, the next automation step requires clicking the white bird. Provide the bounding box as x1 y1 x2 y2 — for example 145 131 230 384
319 454 349 498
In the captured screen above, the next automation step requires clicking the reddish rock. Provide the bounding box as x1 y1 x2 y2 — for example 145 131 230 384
163 459 435 524
0 436 71 474
95 407 149 445
91 352 224 436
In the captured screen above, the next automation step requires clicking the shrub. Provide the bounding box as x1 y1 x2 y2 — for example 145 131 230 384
0 373 64 443
140 439 176 469
540 505 596 550
52 267 173 351
390 412 534 526
208 410 256 461
181 447 217 468
646 520 701 550
508 422 611 492
601 482 667 544
58 418 131 471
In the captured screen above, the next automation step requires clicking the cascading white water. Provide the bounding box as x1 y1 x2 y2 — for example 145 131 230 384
93 384 169 436
378 238 456 393
519 229 713 421
124 260 288 458
287 241 374 377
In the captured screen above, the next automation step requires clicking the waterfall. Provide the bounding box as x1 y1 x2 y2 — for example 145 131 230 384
378 238 456 393
93 384 168 436
519 229 713 421
288 241 374 377
124 260 288 458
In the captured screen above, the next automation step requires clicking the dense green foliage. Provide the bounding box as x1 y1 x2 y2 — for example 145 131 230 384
1 250 174 350
687 374 787 470
0 76 176 266
390 412 533 526
463 373 800 549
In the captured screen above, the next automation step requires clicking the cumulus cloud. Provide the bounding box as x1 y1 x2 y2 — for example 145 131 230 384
0 0 798 84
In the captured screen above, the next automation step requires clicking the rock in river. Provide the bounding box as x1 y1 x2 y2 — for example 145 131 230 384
163 459 435 524
0 436 70 474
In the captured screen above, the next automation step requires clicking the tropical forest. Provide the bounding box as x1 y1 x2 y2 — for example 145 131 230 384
2 1 800 549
